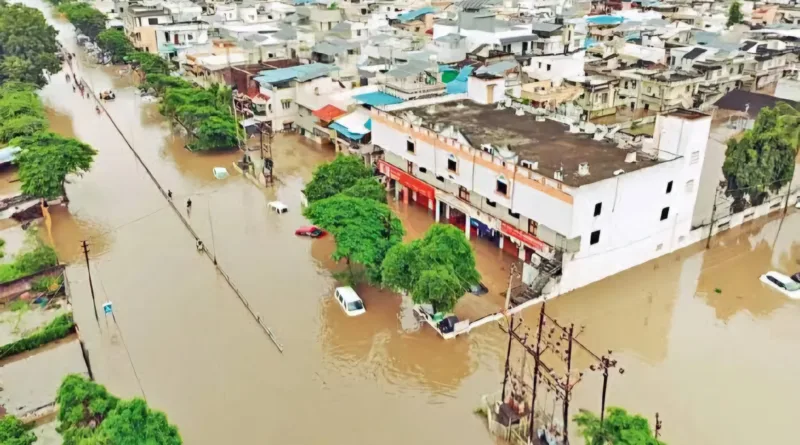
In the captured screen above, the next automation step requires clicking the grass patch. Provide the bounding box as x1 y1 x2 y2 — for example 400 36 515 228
0 233 58 284
0 313 74 359
9 300 27 312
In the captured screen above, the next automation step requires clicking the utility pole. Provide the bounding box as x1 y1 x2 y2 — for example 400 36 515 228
598 354 619 425
654 412 663 439
501 315 515 402
81 240 99 323
527 301 546 442
562 323 574 444
705 186 719 249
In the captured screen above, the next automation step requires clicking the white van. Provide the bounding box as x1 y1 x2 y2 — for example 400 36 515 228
268 201 288 214
334 286 366 316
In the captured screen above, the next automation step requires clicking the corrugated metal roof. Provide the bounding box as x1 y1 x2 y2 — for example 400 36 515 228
353 91 404 106
476 60 518 76
254 63 335 84
387 60 432 78
313 41 346 56
530 22 562 33
683 47 707 60
499 34 539 45
398 6 436 23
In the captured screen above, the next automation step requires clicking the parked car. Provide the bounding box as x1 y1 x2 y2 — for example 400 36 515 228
759 271 800 299
468 282 489 296
334 286 365 316
268 201 288 214
295 226 326 238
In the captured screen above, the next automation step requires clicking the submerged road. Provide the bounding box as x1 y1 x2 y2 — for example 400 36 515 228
15 1 800 443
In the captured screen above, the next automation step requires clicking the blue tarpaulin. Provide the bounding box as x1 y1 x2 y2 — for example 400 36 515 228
330 122 368 140
353 91 404 106
398 6 435 23
445 66 474 94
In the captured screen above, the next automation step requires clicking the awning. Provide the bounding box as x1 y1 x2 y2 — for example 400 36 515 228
332 110 371 136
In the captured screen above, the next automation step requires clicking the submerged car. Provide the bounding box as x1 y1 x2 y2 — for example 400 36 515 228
295 226 326 238
760 271 800 299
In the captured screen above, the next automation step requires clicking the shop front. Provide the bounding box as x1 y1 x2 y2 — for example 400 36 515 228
500 222 547 261
378 160 435 210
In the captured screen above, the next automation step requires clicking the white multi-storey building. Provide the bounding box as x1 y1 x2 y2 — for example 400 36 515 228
371 100 712 304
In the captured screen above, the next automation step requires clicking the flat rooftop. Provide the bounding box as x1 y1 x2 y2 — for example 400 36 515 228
397 101 663 187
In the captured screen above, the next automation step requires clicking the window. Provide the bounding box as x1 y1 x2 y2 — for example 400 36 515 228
407 140 415 153
485 198 496 207
407 161 413 173
593 202 602 217
685 179 695 192
436 175 445 182
590 230 601 245
547 64 552 71
281 99 292 110
148 18 159 25
187 34 193 41
685 85 691 92
660 207 670 221
666 181 673 194
418 166 427 173
496 176 508 195
447 155 457 172
528 220 538 235
356 30 362 36
690 151 700 164
458 186 469 201
508 209 520 218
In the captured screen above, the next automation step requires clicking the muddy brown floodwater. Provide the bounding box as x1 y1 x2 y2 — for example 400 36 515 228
15 1 800 443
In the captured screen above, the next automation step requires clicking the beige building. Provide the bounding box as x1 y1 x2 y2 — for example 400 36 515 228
123 4 171 54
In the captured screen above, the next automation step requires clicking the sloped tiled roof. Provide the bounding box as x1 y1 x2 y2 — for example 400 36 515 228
313 104 347 121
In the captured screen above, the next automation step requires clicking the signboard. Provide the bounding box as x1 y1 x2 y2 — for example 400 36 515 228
501 222 546 251
103 302 113 315
378 160 435 200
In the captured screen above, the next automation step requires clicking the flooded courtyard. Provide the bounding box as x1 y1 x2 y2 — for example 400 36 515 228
11 0 800 443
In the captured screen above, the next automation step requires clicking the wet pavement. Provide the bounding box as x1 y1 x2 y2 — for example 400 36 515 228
14 0 800 443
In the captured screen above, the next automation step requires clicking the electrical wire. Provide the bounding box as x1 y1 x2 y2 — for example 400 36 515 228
93 261 148 400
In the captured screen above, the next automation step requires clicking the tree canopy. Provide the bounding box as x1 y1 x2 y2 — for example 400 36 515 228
0 416 36 445
0 82 46 143
128 51 171 76
57 375 183 445
157 84 238 151
341 177 387 203
304 155 374 203
97 29 134 63
304 194 404 283
727 1 743 27
12 131 97 199
381 224 480 313
574 407 666 445
58 1 107 40
0 2 61 86
722 103 798 209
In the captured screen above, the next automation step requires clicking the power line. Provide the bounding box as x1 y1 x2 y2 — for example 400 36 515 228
65 52 284 353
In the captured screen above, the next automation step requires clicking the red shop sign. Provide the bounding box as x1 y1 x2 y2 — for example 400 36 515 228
501 221 545 251
378 160 435 200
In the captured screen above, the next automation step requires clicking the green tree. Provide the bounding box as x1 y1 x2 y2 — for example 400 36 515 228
723 104 798 209
12 132 97 199
56 375 183 445
58 2 107 40
99 398 182 445
727 1 743 27
382 224 480 312
304 155 373 203
0 82 46 143
0 3 61 86
574 407 666 445
0 416 36 445
140 73 192 95
127 51 171 76
341 177 387 203
304 195 404 283
97 28 134 63
192 115 238 151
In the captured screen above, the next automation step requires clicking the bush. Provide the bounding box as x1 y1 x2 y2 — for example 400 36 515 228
0 313 75 359
0 244 59 284
31 274 63 293
0 415 36 445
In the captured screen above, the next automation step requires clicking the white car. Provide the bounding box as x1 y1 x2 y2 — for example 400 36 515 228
334 286 365 316
268 201 287 214
759 271 800 299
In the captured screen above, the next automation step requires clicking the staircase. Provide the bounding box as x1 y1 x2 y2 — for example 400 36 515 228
509 257 562 307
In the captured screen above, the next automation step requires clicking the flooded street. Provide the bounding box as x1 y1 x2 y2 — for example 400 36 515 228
14 1 800 443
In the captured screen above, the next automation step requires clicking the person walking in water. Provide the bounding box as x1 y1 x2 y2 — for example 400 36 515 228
186 198 192 213
167 190 173 200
